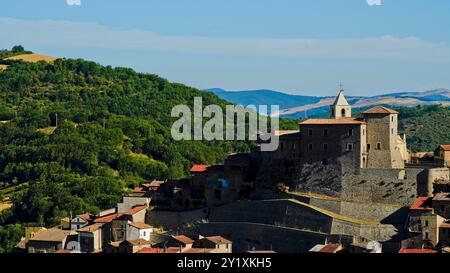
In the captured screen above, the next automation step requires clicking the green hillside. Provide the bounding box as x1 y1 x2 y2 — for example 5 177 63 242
398 105 450 152
0 47 257 251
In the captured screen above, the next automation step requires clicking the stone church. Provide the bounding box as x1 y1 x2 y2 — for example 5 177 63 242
298 88 408 169
255 89 435 206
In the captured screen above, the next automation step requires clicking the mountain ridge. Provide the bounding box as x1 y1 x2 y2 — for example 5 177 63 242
205 88 450 118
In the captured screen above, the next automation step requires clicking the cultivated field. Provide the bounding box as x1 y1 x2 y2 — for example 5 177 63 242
6 53 57 63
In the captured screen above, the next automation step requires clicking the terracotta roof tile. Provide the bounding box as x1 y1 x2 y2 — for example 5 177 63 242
399 248 437 254
77 213 93 222
173 235 195 244
29 228 71 242
190 165 210 173
204 236 232 245
183 248 216 253
94 213 119 223
128 222 152 229
120 205 147 216
77 223 104 233
410 197 433 211
319 244 342 253
300 118 365 125
362 106 399 115
439 145 450 151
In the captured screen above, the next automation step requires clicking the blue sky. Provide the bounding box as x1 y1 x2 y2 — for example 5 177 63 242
1 0 450 96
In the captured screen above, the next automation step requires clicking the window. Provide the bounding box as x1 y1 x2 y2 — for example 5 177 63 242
309 143 313 150
367 144 371 150
143 231 146 236
281 143 284 150
324 129 328 136
347 143 353 151
392 116 394 122
308 129 313 136
362 129 365 136
341 109 346 117
348 129 353 136
376 142 381 150
323 143 328 150
425 232 429 240
425 220 429 227
391 128 394 134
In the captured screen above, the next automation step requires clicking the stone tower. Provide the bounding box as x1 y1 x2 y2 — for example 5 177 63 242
330 88 352 119
362 106 405 169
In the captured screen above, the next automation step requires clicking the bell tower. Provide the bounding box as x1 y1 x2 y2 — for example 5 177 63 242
331 86 352 119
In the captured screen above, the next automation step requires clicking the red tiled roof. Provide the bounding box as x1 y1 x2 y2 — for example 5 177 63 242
120 205 147 216
399 248 438 254
149 180 164 187
77 213 93 222
319 244 342 253
300 118 365 125
173 235 195 244
94 213 119 223
190 165 210 173
183 248 216 253
128 222 152 229
133 187 145 193
362 106 399 115
77 223 104 233
138 247 180 254
204 236 232 245
410 197 433 211
56 249 75 254
439 145 450 151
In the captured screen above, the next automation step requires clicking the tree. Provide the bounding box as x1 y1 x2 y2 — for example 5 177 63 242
11 45 25 53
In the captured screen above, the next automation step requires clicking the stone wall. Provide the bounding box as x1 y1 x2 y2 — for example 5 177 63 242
146 208 208 231
341 167 429 206
209 200 333 234
199 222 328 253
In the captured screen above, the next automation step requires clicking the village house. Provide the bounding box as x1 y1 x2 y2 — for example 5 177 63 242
193 236 232 253
407 196 445 249
77 223 104 253
70 213 93 230
168 235 195 252
432 192 450 219
118 239 152 253
309 243 344 253
110 205 147 242
435 145 450 167
126 222 153 241
26 228 73 253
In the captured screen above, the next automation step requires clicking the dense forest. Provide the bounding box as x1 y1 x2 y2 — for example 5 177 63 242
398 105 450 152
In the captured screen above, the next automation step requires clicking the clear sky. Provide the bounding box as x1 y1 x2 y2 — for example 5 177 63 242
1 0 450 96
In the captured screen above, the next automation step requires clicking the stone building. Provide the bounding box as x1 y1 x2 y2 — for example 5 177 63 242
435 145 450 167
255 88 441 206
298 89 407 169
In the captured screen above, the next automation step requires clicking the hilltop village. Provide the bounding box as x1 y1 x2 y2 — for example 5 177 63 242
16 89 450 254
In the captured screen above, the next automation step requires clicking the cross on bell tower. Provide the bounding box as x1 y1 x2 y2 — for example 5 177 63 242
330 83 352 119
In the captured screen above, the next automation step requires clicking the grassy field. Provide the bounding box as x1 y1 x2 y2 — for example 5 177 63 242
6 53 57 63
0 64 9 71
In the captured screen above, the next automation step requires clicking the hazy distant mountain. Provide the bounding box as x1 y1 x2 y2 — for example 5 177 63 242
205 88 450 119
205 88 321 113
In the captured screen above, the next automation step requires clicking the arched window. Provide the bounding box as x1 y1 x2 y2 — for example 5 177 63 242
341 109 346 117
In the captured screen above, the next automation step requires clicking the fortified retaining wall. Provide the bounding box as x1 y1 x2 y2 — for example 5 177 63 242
199 222 328 253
